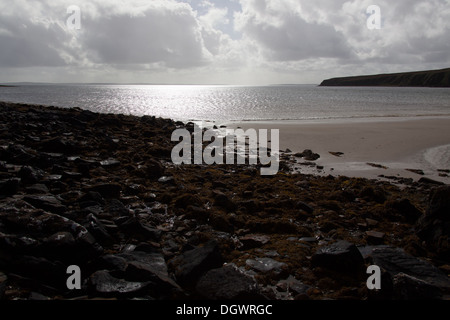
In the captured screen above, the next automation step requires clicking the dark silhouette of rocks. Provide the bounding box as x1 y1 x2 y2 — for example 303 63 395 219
0 101 448 300
320 68 450 87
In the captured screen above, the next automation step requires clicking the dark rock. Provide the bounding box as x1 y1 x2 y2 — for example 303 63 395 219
1 206 103 262
296 149 320 161
84 214 114 246
209 213 233 233
62 171 83 180
94 254 128 273
277 275 311 296
28 292 51 300
418 177 445 185
405 169 425 175
359 186 386 203
312 240 365 275
238 199 261 213
9 255 67 288
185 205 209 222
0 272 7 300
212 190 237 211
105 199 129 217
25 184 49 195
239 234 270 250
329 152 344 157
385 198 423 223
393 272 443 300
0 232 38 253
175 194 203 208
134 242 160 253
299 237 318 243
18 166 45 185
119 251 182 297
23 195 67 214
366 246 450 293
171 240 223 286
196 264 265 300
0 178 20 196
144 159 165 180
295 201 314 214
365 230 385 244
416 186 450 259
78 191 105 207
99 159 121 167
118 217 161 241
86 183 122 199
44 231 76 248
6 144 37 164
40 138 76 154
89 270 150 297
158 176 174 183
246 257 286 274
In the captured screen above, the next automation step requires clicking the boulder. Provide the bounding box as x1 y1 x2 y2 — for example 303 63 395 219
0 178 20 196
277 275 312 297
89 270 150 298
118 217 161 242
171 240 223 286
85 183 122 199
385 198 422 223
311 240 365 275
295 201 314 214
416 186 450 259
296 149 320 161
196 264 265 300
392 273 443 300
18 166 44 185
40 138 76 155
363 245 450 298
212 190 237 211
23 195 67 214
239 234 270 250
119 251 182 297
0 206 103 262
246 257 286 274
6 144 37 164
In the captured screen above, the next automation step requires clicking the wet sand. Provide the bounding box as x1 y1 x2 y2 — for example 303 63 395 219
224 117 450 182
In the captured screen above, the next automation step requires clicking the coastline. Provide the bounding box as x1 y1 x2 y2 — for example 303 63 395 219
0 101 449 301
223 116 450 183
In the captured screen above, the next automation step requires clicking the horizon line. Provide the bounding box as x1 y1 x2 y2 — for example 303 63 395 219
0 82 319 86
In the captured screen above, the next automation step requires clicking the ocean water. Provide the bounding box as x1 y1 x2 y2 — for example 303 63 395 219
0 84 450 122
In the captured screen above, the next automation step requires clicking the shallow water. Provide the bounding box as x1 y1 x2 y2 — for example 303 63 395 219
1 84 449 122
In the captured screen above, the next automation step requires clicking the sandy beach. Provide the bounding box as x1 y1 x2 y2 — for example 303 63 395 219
224 117 450 183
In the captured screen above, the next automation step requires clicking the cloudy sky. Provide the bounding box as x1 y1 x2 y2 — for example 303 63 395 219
1 0 449 85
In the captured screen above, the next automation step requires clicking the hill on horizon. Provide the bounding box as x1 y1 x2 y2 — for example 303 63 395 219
320 68 450 87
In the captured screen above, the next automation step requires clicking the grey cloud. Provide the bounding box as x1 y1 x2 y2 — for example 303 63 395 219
240 13 355 61
0 16 67 67
80 6 209 68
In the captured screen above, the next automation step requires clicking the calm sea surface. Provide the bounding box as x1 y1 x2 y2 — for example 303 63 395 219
1 84 449 122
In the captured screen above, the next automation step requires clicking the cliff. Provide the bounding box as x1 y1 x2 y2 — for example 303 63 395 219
320 68 450 87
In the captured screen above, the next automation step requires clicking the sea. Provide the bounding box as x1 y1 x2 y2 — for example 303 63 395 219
1 84 449 123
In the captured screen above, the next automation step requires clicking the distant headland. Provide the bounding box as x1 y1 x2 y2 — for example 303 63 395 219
320 68 450 87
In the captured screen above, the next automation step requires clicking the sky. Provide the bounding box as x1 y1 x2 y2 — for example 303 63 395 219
0 0 449 85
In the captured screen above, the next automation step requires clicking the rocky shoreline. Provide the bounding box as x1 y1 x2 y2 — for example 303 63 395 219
0 101 449 300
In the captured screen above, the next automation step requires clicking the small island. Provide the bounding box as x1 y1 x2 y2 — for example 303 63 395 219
320 68 450 87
